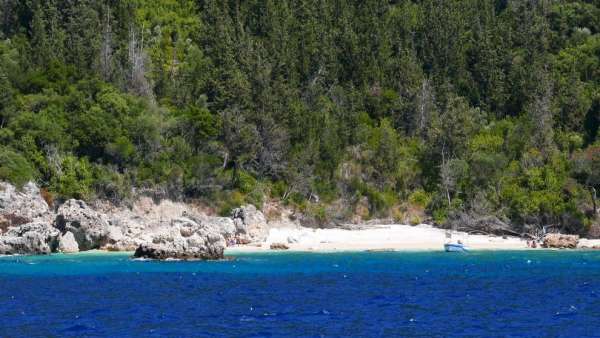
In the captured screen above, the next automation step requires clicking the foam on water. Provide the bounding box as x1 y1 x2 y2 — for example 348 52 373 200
1 250 600 336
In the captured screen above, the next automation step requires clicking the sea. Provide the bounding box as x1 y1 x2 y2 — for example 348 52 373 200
1 250 599 337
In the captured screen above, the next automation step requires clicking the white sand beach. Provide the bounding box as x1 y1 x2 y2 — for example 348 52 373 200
227 224 531 253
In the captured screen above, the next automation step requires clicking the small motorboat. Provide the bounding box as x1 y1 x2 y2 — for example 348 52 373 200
444 242 469 252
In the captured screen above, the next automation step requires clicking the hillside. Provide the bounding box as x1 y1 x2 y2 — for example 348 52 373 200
0 0 599 235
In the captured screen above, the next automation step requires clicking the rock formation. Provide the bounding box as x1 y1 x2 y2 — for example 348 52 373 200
542 233 579 249
0 222 60 254
0 181 269 259
0 181 50 222
55 199 110 250
232 205 268 242
58 231 79 253
270 242 289 250
133 218 226 260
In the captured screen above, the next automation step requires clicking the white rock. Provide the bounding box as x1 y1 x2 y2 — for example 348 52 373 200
0 222 60 254
58 231 79 253
0 181 50 221
55 199 110 250
231 205 268 242
133 219 226 260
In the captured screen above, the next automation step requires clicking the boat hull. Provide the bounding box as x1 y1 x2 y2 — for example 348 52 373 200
444 243 469 252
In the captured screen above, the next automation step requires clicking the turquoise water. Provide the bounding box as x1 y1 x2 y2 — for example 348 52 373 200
1 250 600 337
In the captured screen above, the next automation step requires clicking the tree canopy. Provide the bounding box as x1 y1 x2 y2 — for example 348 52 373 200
1 0 599 233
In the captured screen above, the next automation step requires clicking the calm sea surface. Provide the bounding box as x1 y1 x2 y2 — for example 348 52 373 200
1 250 600 337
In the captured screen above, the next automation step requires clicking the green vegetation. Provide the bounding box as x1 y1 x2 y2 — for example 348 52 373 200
0 0 599 234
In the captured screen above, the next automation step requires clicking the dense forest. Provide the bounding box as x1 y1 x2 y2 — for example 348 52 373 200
0 0 599 235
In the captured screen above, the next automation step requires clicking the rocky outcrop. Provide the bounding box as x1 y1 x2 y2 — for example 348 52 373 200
232 205 268 242
202 216 237 240
55 199 110 251
0 182 50 222
133 218 226 260
270 242 289 250
102 225 141 251
58 231 79 253
0 181 271 258
0 222 59 254
543 233 579 249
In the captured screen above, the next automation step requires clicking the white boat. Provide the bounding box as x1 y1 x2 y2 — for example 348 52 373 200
444 243 469 252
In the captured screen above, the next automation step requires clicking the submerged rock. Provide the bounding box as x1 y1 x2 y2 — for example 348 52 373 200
543 233 579 249
0 222 60 254
54 199 110 250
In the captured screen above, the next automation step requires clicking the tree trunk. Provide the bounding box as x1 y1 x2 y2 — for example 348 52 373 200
231 162 239 188
592 187 598 216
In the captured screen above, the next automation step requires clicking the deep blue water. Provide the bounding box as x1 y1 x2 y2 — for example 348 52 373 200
1 251 600 337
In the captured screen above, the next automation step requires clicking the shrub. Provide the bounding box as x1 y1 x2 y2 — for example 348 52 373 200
270 180 287 199
409 215 422 226
306 203 329 225
408 189 431 209
0 146 38 187
217 191 245 216
50 155 93 199
237 170 257 194
246 183 265 210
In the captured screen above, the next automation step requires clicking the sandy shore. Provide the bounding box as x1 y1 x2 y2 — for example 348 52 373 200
226 224 532 253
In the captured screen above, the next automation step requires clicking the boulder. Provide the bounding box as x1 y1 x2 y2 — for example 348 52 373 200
103 238 144 252
54 199 110 250
231 205 268 242
100 221 149 252
0 222 60 254
0 182 50 221
58 231 79 253
270 242 289 250
134 240 224 260
543 233 579 249
202 216 237 240
133 220 226 260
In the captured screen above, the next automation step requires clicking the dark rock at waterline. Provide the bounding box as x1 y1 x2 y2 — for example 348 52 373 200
133 243 224 260
270 242 289 250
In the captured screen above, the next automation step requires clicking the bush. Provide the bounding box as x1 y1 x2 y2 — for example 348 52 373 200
270 180 287 199
217 191 245 216
92 166 132 204
237 170 257 194
246 184 265 210
408 189 431 209
409 215 422 225
0 146 38 187
50 155 93 199
306 203 329 225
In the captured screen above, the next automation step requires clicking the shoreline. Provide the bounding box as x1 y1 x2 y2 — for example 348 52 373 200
4 224 599 258
227 224 535 253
